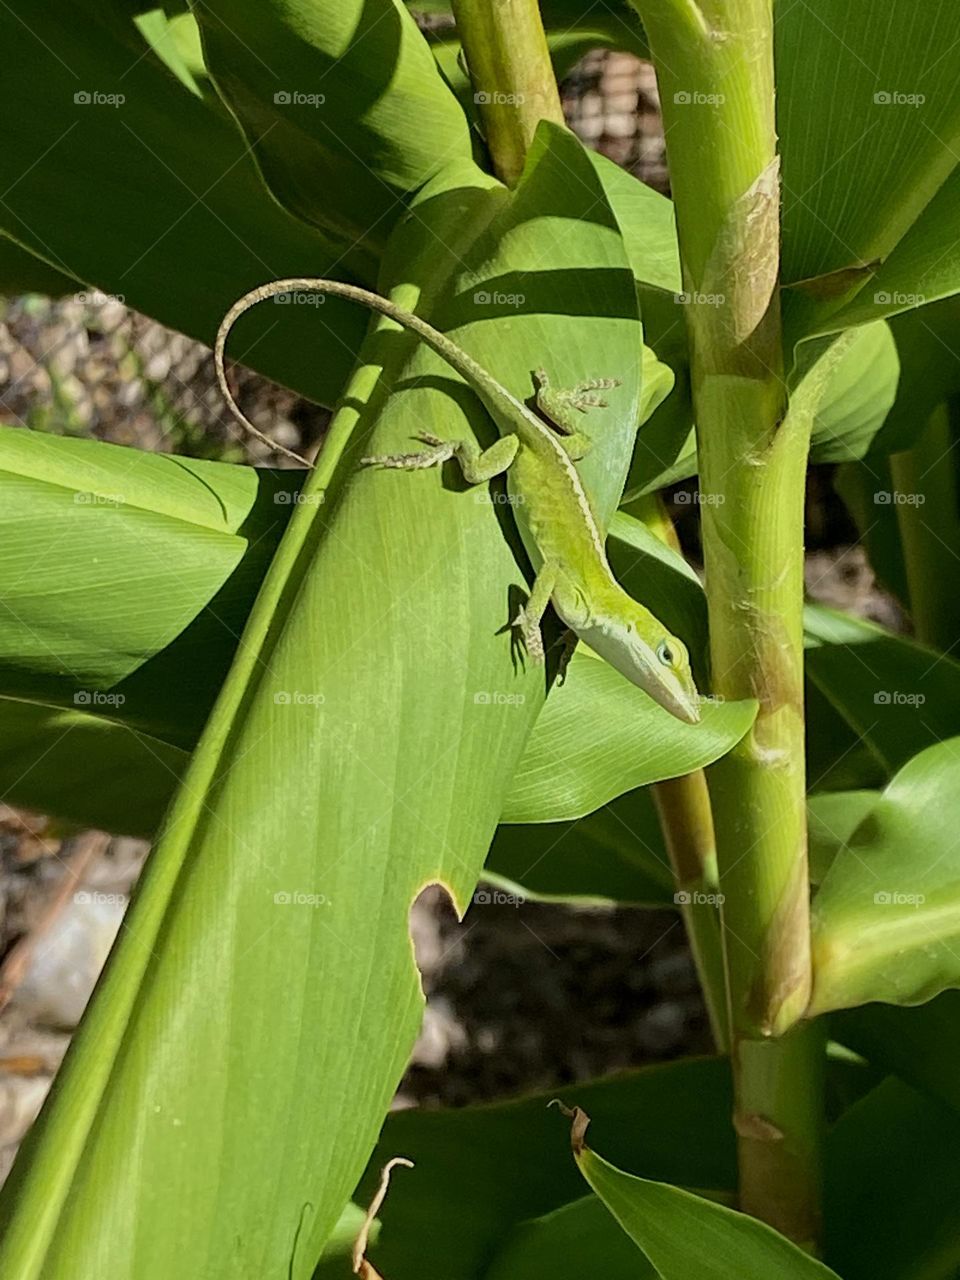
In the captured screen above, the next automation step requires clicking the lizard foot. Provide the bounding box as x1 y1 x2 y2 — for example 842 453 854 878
513 607 546 664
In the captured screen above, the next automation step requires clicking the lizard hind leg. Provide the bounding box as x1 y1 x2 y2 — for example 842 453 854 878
534 372 624 429
513 561 559 665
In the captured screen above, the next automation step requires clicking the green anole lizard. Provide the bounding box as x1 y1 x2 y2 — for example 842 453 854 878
215 278 701 724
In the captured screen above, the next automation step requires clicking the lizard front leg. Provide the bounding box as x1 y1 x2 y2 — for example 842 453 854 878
513 561 558 664
362 431 519 484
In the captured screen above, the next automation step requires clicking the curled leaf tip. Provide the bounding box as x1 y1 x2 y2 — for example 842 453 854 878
352 1156 414 1277
548 1098 591 1155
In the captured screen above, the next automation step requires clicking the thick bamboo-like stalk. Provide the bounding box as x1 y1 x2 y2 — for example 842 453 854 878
630 0 820 1245
450 0 565 187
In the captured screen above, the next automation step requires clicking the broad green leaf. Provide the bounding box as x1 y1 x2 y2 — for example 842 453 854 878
0 427 292 745
195 0 471 254
866 297 960 456
562 1108 840 1278
829 169 960 330
0 239 77 296
0 127 652 1279
321 1057 735 1280
487 786 675 908
834 992 960 1116
804 605 960 778
805 323 900 463
0 0 368 409
807 791 878 885
487 788 877 910
778 1 960 331
826 1079 960 1280
483 1195 658 1280
0 699 185 836
502 651 755 823
810 738 960 1014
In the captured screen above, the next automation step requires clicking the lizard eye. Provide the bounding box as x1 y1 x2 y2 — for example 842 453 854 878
657 640 675 666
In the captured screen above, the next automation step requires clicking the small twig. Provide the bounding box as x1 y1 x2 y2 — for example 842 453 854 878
352 1156 414 1279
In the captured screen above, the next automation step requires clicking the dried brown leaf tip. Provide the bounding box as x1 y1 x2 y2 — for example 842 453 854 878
549 1099 591 1156
352 1156 414 1280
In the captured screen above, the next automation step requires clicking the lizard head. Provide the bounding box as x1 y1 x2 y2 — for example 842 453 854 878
575 599 701 724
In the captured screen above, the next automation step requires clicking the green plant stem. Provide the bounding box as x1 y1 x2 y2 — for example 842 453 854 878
890 402 960 650
651 773 728 1051
632 492 728 1050
631 0 820 1244
450 0 565 187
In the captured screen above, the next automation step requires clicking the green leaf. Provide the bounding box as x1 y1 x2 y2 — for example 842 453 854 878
834 992 960 1116
830 168 960 330
806 323 900 463
0 127 652 1279
778 0 960 331
483 1195 659 1280
487 786 675 908
826 1079 960 1280
807 790 878 885
195 0 471 254
327 1057 735 1280
804 605 960 778
0 699 185 836
810 738 960 1014
0 0 368 409
0 238 78 296
487 788 878 911
867 296 960 456
0 427 291 745
502 651 755 823
561 1108 840 1278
